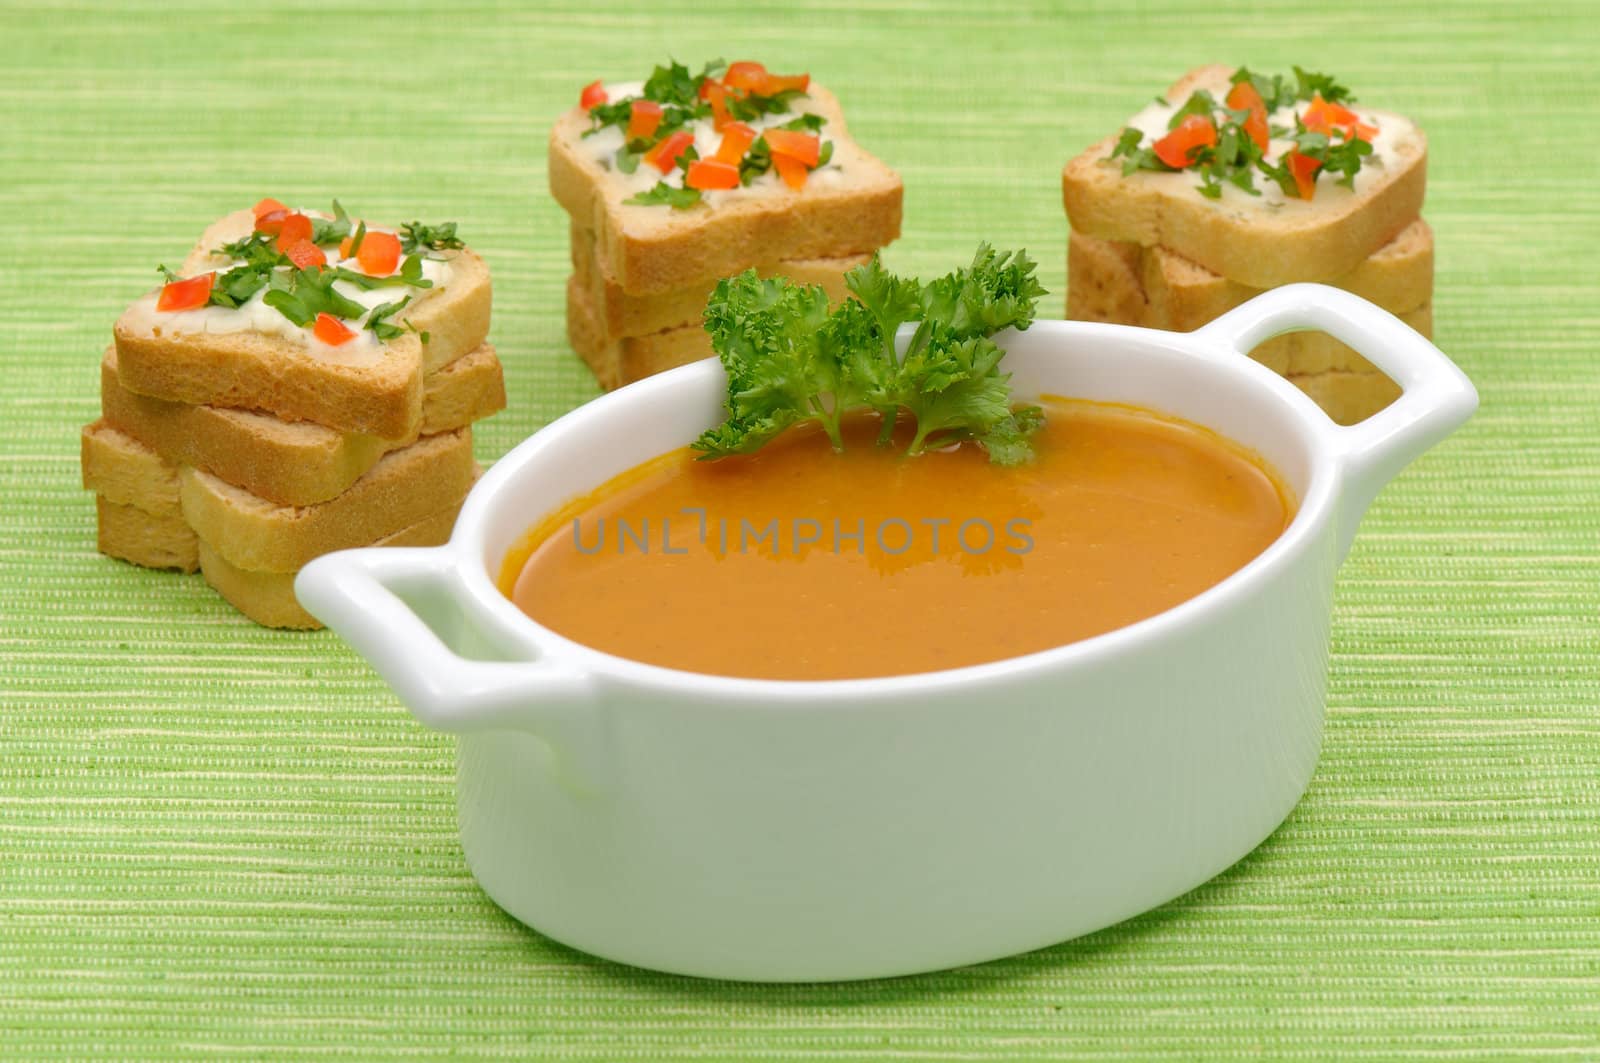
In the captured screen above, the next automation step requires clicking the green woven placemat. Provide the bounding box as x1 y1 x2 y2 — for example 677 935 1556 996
4 1 1598 1057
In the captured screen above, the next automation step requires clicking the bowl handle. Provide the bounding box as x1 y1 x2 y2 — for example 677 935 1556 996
295 547 605 789
1194 283 1478 560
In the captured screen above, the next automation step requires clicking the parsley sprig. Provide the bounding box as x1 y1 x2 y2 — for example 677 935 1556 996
693 245 1047 465
1109 68 1368 200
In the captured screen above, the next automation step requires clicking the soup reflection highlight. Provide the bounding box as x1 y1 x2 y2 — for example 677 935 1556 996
501 400 1292 680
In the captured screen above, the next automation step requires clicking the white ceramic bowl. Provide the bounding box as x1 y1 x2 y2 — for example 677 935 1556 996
296 284 1476 982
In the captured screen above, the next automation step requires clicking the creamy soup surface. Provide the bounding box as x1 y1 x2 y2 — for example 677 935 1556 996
502 400 1292 680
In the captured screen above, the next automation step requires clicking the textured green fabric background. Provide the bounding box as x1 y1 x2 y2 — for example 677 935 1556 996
3 0 1597 1057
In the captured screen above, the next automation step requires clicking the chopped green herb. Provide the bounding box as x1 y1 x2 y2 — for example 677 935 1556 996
365 296 412 341
309 200 351 246
625 181 703 209
779 113 825 133
398 220 464 254
1167 89 1221 130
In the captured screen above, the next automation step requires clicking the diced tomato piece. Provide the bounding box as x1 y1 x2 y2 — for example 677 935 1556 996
643 130 695 173
761 72 809 95
627 99 663 140
764 128 820 167
724 62 769 94
1302 93 1377 142
1303 93 1359 131
339 235 353 258
714 122 757 165
252 197 288 219
156 273 214 312
254 209 289 235
356 230 402 276
313 312 357 346
1225 80 1270 151
698 76 719 101
579 80 607 110
1285 150 1322 200
275 212 313 250
686 159 741 191
724 61 809 98
282 238 327 271
704 80 732 130
772 153 808 191
1152 115 1218 169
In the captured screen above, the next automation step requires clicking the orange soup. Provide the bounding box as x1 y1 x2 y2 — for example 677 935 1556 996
501 400 1292 680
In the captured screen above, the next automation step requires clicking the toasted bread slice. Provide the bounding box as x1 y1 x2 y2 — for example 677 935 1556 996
95 496 198 573
566 275 710 390
571 222 867 338
1066 227 1432 375
101 342 504 506
1062 65 1427 286
179 428 477 573
1141 219 1432 329
1288 369 1401 426
113 208 492 439
82 420 180 510
85 419 472 626
551 84 901 295
198 500 464 630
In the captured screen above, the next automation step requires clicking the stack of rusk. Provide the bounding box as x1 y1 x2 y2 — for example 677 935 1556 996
1063 65 1431 425
81 204 502 628
548 68 902 390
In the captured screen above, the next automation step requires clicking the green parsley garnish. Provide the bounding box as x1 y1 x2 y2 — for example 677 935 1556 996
693 245 1047 465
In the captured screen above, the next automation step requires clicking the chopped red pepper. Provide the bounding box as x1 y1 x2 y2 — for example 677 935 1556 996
275 212 313 250
252 197 288 219
1152 115 1218 170
1302 93 1377 142
1285 150 1322 199
713 122 757 165
723 61 809 98
627 99 663 140
761 72 809 95
1225 80 1270 152
579 80 607 110
254 209 289 235
643 130 695 173
686 159 741 191
724 62 769 94
763 128 820 168
356 230 402 276
156 273 213 312
281 238 327 271
772 153 808 191
313 313 356 346
704 80 732 130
